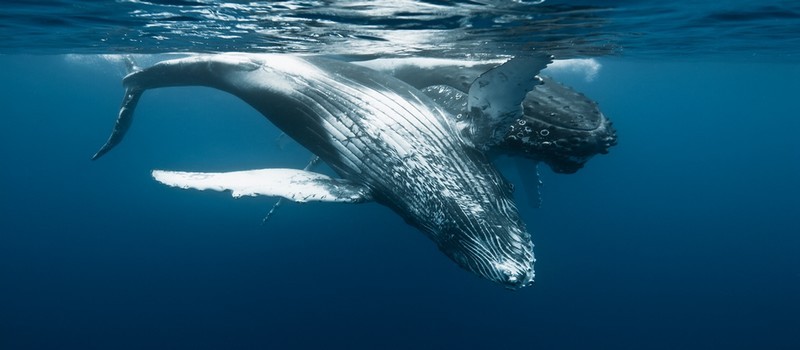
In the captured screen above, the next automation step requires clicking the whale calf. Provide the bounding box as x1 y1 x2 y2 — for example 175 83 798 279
93 53 551 289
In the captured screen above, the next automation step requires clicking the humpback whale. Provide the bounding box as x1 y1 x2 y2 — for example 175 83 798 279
93 53 551 289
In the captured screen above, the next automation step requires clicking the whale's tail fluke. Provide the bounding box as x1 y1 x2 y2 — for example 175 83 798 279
91 54 262 160
92 55 143 161
91 86 143 160
122 55 140 73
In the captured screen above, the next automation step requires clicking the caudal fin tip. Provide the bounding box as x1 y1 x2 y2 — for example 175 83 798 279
91 145 110 161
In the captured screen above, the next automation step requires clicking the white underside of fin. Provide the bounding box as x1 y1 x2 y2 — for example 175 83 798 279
152 168 371 203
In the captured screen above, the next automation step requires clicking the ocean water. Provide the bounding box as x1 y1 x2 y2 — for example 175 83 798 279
1 1 799 349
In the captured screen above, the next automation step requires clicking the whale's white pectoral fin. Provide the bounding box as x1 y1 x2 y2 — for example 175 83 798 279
466 54 553 148
152 168 372 203
262 156 322 223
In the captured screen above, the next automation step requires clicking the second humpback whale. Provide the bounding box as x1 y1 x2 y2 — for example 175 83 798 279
92 53 550 289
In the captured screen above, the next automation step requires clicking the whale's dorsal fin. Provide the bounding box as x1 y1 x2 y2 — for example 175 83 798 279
464 54 552 150
152 168 372 203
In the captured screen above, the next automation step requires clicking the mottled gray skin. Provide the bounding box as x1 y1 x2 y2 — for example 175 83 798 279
93 54 538 289
501 76 617 173
361 59 617 173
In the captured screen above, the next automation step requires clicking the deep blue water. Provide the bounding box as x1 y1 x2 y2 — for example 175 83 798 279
2 1 800 349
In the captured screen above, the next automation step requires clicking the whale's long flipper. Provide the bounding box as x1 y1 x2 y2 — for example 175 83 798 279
464 55 552 150
152 168 372 203
262 155 322 223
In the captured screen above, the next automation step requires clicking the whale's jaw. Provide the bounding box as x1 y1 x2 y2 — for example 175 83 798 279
433 210 535 289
